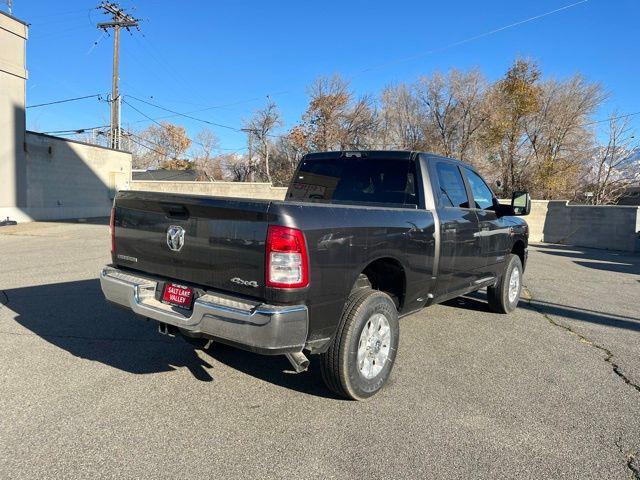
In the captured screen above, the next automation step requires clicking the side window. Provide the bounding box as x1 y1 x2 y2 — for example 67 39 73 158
435 163 469 208
464 168 495 210
404 160 418 206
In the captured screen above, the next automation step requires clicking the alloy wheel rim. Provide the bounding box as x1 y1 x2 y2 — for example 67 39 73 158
357 313 391 380
508 267 520 303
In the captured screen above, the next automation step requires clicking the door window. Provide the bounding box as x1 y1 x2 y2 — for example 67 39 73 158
435 163 469 208
464 168 495 210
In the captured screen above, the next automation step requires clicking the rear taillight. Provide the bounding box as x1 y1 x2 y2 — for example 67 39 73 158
266 225 309 288
109 208 115 254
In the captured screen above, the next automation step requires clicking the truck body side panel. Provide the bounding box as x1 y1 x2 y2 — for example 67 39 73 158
267 201 436 341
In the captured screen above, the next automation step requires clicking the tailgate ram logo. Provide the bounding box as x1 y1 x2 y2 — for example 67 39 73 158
166 225 185 252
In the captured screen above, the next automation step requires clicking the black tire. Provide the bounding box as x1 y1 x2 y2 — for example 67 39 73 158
487 254 523 314
320 288 399 400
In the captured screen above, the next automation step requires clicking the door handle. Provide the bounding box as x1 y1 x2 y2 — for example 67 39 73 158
162 203 190 220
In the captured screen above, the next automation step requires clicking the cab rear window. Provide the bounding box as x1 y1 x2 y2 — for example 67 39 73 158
287 157 418 207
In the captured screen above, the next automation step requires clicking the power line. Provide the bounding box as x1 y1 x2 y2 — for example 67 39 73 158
125 129 196 160
358 1 590 75
124 94 286 140
581 111 640 127
125 94 243 132
125 132 174 159
133 1 589 119
26 94 104 109
122 99 211 151
122 103 246 152
27 8 93 20
39 125 110 135
122 97 169 129
118 0 589 140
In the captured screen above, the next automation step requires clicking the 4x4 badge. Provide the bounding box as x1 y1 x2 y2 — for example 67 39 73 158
231 277 259 288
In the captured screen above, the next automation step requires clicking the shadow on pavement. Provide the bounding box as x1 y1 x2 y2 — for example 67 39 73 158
203 344 336 399
444 290 640 331
3 279 214 380
532 244 640 275
2 279 334 397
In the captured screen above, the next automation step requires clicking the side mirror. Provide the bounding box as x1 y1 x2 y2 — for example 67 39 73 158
511 191 531 216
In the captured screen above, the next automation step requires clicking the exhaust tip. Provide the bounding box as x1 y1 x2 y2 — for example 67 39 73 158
285 351 309 373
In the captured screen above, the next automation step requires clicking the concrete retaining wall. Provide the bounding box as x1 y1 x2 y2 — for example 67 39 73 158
539 201 640 252
127 182 640 253
129 180 287 200
507 200 640 252
523 200 549 243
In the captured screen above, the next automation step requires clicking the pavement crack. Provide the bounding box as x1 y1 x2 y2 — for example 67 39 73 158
616 438 640 480
523 286 640 395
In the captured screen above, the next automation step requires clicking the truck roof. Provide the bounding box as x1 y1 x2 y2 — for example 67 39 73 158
302 150 465 166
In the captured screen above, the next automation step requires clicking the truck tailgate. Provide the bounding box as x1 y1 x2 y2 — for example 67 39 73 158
113 190 273 299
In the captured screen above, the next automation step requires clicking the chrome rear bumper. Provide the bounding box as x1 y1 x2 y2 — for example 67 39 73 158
99 266 308 354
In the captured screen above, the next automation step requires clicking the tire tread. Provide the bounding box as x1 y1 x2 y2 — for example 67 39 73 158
320 288 372 398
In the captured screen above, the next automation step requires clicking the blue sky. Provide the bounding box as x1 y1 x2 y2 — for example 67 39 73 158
13 0 640 152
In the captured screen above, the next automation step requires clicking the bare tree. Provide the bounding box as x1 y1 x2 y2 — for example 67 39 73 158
225 153 255 182
244 100 282 183
193 129 221 181
583 115 640 204
379 83 426 150
130 122 192 170
269 130 307 186
525 75 605 199
300 75 377 151
416 69 489 162
303 75 350 151
482 59 543 194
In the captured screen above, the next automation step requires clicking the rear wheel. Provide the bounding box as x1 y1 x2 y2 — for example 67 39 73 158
320 288 399 400
487 254 523 314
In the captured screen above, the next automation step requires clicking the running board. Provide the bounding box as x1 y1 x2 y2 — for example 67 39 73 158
474 276 497 288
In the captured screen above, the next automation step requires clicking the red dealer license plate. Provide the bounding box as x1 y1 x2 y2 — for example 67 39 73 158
162 283 194 309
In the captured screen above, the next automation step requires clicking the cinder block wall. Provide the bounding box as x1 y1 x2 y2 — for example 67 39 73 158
130 180 287 201
541 201 640 252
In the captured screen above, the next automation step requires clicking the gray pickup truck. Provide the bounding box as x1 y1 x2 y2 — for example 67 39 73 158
101 151 530 399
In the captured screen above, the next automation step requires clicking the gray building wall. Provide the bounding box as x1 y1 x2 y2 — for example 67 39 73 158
20 132 131 220
0 11 132 222
0 11 28 212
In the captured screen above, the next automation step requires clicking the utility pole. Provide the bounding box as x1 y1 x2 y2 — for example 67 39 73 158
97 2 139 150
241 128 256 182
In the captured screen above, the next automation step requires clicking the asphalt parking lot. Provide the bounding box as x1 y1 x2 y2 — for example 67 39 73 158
1 221 639 479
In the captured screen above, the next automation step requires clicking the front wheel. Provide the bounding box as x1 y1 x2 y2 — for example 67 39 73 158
487 254 523 314
320 289 399 400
